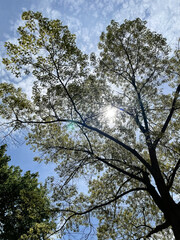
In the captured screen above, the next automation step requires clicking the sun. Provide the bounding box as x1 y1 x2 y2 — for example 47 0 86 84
105 106 116 118
103 105 117 126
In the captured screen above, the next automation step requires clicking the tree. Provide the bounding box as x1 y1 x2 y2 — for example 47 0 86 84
0 144 56 239
0 11 180 239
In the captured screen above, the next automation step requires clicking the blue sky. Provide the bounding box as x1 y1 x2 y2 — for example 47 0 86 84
0 0 180 183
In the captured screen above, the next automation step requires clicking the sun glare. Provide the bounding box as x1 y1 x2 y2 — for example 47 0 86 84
103 105 117 126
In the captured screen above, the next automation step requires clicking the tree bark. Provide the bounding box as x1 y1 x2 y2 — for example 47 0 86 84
166 203 180 240
148 148 180 239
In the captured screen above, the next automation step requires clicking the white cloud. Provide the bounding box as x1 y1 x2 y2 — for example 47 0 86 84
112 0 180 48
45 7 61 19
1 0 180 96
26 0 180 54
16 76 34 99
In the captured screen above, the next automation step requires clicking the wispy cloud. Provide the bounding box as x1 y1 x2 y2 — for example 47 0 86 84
33 0 180 51
112 0 180 47
1 0 180 96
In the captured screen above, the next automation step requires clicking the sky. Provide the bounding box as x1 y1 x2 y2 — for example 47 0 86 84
0 0 180 183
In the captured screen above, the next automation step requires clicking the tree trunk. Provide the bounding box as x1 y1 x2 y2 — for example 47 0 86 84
172 225 180 240
149 149 180 239
168 204 180 240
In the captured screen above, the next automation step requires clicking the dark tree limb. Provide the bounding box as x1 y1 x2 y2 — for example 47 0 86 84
153 84 180 148
140 220 170 239
94 155 144 183
14 117 152 173
47 187 147 239
167 158 180 190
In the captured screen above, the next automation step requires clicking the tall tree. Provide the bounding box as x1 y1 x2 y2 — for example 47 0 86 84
0 145 56 240
0 11 180 239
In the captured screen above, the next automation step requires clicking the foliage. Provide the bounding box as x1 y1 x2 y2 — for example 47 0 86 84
0 144 56 240
0 11 180 239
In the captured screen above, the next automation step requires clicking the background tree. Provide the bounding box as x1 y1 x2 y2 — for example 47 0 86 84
0 144 56 240
0 11 180 239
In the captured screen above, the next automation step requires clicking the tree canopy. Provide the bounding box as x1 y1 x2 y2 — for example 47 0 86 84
0 11 180 239
0 144 56 240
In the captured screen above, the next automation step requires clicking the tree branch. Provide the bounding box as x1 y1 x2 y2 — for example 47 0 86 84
140 220 170 239
94 155 144 183
153 84 180 148
15 117 152 173
77 124 94 154
43 41 86 123
47 187 147 239
167 158 180 190
42 143 146 188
